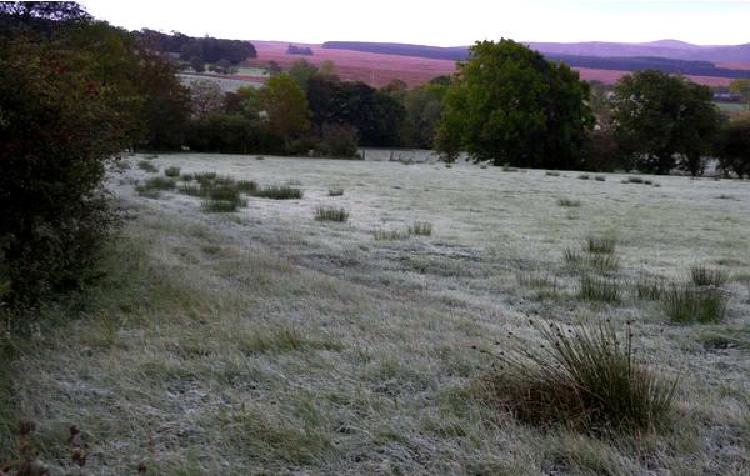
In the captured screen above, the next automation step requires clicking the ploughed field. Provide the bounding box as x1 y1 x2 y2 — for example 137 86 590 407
9 154 750 474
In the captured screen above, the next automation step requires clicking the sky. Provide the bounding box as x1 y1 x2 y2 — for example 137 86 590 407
81 0 750 46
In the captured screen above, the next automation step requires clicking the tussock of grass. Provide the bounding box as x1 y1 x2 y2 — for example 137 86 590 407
577 174 590 180
558 198 581 207
586 237 616 255
314 206 349 222
194 171 217 184
214 175 237 186
633 275 665 300
180 182 204 197
578 275 620 303
564 248 620 272
410 221 433 236
328 188 344 196
164 166 181 177
137 160 158 173
662 285 726 324
715 194 735 200
374 228 412 241
594 175 606 182
181 173 194 182
142 176 176 190
237 180 258 193
545 171 560 176
690 265 728 287
251 185 303 200
516 270 558 289
486 320 676 433
201 198 240 213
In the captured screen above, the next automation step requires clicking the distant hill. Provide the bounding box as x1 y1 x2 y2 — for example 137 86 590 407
323 40 750 63
321 41 750 80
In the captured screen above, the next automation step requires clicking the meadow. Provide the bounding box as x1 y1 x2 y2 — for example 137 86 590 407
4 154 749 474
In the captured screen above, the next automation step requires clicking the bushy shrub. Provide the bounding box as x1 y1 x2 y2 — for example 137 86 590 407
0 38 132 306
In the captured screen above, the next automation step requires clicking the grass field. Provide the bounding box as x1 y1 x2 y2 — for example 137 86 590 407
3 154 749 474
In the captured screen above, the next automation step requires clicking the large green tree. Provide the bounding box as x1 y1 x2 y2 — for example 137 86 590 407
437 39 593 168
259 74 311 152
611 70 721 175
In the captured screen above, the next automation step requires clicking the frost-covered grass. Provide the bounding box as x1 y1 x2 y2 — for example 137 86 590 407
3 154 749 474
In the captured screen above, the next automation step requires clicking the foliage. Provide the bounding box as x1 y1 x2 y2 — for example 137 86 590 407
437 39 594 168
316 123 359 157
259 74 311 152
186 113 267 154
190 79 225 119
0 35 132 305
487 320 676 433
717 115 750 178
398 83 448 148
307 76 405 147
288 59 320 92
729 79 750 108
611 70 721 175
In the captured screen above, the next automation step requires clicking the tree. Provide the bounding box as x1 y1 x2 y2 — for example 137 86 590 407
729 79 750 110
718 115 750 178
190 79 224 119
400 83 448 148
437 39 593 168
259 74 310 152
190 55 205 72
288 59 319 92
611 70 721 175
307 76 405 146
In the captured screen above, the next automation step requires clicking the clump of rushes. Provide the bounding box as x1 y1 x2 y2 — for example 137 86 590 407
633 275 665 300
662 285 726 324
578 275 620 303
486 320 676 434
180 182 204 197
143 176 176 190
545 171 560 176
181 173 194 182
594 175 606 181
586 237 616 255
328 188 344 196
201 198 240 213
251 185 303 200
137 160 158 173
134 185 161 199
314 206 349 222
194 171 217 184
558 198 581 207
577 174 590 180
214 175 236 186
374 228 412 241
411 221 433 236
164 166 181 177
237 180 257 193
689 265 728 287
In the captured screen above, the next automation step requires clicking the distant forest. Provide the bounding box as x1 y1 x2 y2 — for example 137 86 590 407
322 41 750 79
